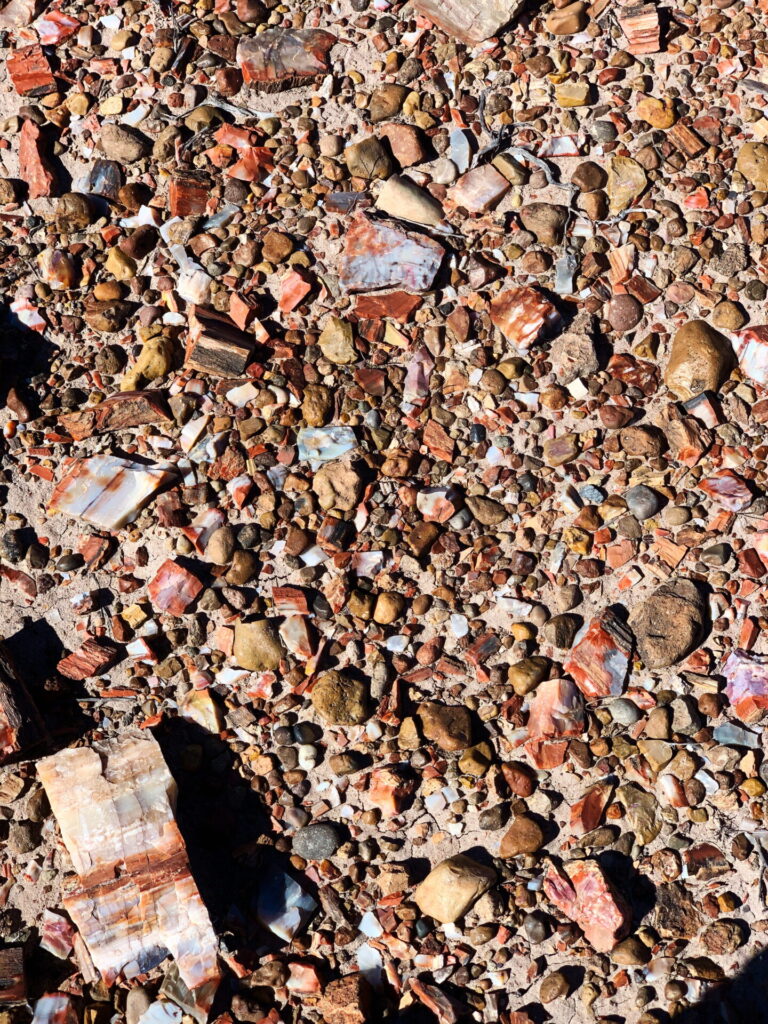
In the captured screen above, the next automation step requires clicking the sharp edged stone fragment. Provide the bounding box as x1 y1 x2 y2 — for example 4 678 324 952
410 0 524 44
543 858 630 952
48 455 175 531
237 28 336 88
256 869 317 941
731 325 768 388
564 609 634 699
338 215 445 293
375 174 445 226
233 618 285 671
723 649 768 723
37 732 221 1014
414 854 497 923
489 285 560 352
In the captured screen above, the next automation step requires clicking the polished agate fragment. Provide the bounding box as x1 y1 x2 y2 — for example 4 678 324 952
38 732 220 1013
527 678 585 740
148 559 203 616
525 678 585 770
31 994 77 1024
723 649 768 723
569 781 615 837
489 285 560 352
411 0 523 43
732 326 768 388
297 426 357 467
543 858 630 952
367 765 418 818
256 870 317 942
237 29 336 88
338 215 445 293
564 610 634 700
446 164 510 213
698 469 753 512
48 455 174 531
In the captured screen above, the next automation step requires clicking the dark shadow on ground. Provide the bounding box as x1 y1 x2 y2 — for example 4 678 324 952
675 945 768 1024
3 617 91 754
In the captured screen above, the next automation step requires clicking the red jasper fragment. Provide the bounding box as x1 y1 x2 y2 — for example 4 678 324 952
543 858 631 952
148 559 203 616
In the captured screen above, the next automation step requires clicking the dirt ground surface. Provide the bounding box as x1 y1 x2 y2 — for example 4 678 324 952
3 0 768 1023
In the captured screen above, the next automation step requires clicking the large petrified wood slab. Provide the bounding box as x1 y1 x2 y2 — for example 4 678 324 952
410 0 525 44
38 732 221 1014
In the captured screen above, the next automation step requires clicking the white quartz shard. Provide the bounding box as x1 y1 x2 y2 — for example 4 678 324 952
48 455 175 531
37 732 221 1014
31 994 77 1024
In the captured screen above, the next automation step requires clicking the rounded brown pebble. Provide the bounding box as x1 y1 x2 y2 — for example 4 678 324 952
499 815 544 857
607 294 643 332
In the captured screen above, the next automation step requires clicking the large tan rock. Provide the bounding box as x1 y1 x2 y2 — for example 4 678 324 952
663 320 733 399
413 854 496 923
233 619 285 671
311 670 369 725
737 142 768 190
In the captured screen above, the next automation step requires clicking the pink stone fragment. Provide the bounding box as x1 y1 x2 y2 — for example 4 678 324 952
32 8 80 44
367 766 417 818
723 648 768 723
37 733 221 1013
543 858 631 952
279 269 313 313
564 610 634 700
410 0 523 44
489 286 560 352
446 164 510 213
148 559 203 616
732 326 768 388
698 469 753 512
569 781 615 837
19 119 55 199
527 678 585 740
338 215 445 294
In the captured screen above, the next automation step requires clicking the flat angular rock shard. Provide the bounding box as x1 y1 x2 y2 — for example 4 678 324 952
37 732 220 1014
186 306 255 376
543 858 630 952
723 649 768 723
7 44 55 96
338 215 445 294
58 391 172 441
49 455 175 531
489 286 560 352
19 119 55 199
617 3 661 54
57 637 121 680
732 326 768 388
0 640 45 765
564 610 634 699
411 0 524 44
237 29 336 89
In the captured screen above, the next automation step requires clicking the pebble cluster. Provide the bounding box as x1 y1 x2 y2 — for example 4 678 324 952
1 0 768 1022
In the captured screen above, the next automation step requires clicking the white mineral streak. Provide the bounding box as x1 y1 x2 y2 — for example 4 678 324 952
48 455 174 531
38 732 220 1013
